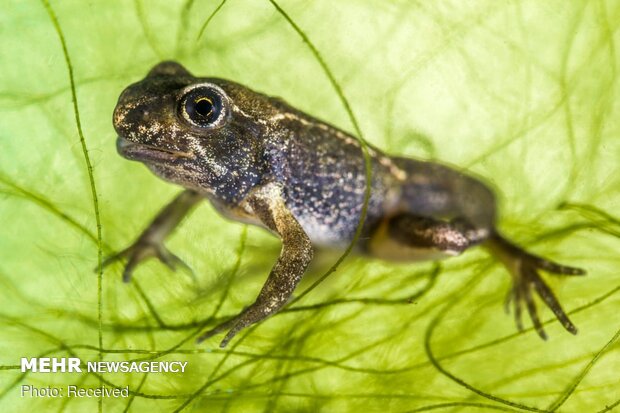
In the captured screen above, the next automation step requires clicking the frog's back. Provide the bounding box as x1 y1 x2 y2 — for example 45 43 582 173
264 113 395 247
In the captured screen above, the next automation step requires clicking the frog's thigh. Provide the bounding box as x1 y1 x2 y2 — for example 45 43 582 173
366 214 472 262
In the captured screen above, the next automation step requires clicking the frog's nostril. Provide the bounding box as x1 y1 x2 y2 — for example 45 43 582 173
133 107 152 124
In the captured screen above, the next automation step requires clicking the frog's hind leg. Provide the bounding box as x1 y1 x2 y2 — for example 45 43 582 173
487 234 586 339
366 213 488 262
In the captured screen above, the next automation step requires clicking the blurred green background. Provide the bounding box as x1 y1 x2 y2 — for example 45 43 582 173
1 0 619 412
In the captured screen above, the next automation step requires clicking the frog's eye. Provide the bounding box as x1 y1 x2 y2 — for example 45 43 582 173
179 87 226 128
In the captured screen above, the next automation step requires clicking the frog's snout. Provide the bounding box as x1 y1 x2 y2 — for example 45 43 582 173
113 88 158 141
113 101 140 139
112 97 129 135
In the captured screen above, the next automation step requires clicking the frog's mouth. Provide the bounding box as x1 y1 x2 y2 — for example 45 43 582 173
116 137 193 164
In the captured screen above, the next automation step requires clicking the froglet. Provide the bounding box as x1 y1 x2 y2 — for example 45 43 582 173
107 61 585 347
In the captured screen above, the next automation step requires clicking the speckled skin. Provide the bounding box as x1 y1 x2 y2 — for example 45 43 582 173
107 61 586 347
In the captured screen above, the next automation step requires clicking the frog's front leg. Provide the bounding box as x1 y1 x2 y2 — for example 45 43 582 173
198 183 314 348
101 189 203 281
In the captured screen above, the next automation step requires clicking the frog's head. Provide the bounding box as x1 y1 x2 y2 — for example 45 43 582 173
113 61 276 202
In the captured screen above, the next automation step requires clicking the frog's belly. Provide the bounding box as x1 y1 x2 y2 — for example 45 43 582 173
212 196 354 248
296 215 353 248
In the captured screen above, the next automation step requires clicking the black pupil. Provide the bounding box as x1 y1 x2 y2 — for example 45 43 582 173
183 89 222 126
194 98 213 117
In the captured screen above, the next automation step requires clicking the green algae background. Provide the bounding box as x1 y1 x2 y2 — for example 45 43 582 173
1 0 620 411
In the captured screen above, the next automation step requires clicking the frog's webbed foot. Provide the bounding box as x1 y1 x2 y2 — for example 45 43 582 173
197 183 313 348
489 234 586 339
197 304 271 348
98 190 202 282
